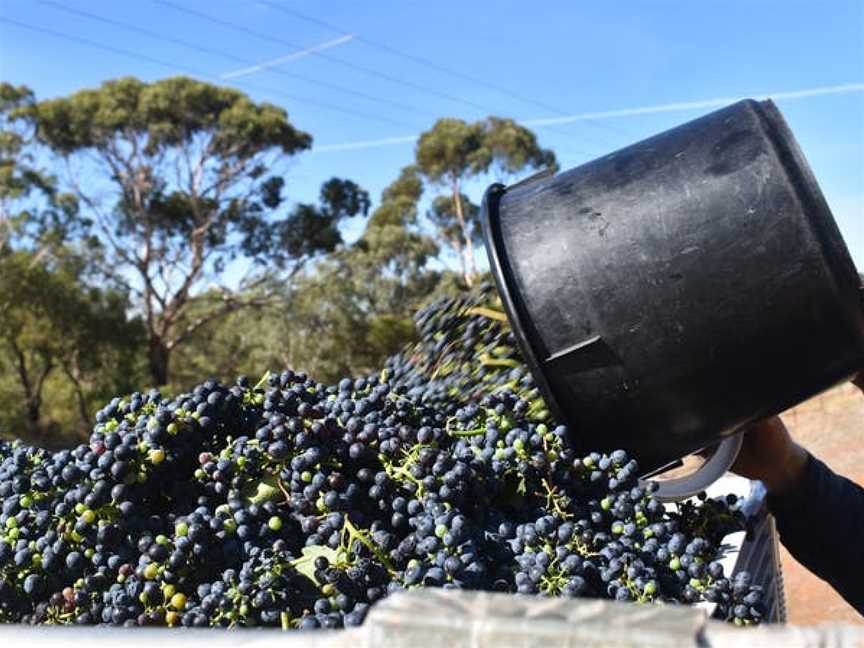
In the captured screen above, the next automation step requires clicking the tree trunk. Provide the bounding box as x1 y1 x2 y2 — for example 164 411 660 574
451 181 477 287
63 359 92 430
450 236 467 285
10 342 49 437
148 336 171 386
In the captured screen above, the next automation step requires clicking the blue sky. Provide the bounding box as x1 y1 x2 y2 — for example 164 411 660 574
1 0 862 266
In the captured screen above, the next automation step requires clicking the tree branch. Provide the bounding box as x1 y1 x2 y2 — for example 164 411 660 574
167 291 276 351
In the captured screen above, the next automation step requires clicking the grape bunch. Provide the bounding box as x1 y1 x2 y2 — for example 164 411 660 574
0 286 764 629
385 284 548 420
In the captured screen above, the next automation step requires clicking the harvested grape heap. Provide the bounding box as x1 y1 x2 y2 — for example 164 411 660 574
0 284 764 629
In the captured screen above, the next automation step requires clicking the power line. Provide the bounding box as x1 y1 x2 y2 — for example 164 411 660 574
310 81 864 153
152 0 603 153
257 0 633 140
153 0 496 116
0 16 416 130
37 0 426 118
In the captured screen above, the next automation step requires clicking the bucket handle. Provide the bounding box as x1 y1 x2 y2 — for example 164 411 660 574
649 432 744 502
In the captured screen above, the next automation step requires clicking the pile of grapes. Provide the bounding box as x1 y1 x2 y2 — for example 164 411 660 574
0 284 764 630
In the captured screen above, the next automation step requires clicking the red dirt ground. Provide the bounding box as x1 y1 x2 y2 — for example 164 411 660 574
777 382 863 625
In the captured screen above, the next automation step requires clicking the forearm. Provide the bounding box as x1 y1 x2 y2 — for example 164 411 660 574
767 453 864 614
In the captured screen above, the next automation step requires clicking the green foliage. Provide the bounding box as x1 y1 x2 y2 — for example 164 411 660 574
0 251 143 446
415 116 557 285
26 76 310 157
0 79 563 448
0 82 82 257
167 169 442 385
242 177 370 271
18 76 324 385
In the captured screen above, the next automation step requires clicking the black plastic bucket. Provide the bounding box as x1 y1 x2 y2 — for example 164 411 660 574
482 99 864 479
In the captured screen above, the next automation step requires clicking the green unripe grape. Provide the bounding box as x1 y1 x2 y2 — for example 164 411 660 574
163 584 176 599
301 471 313 483
435 524 448 539
644 581 657 595
669 558 681 571
143 563 159 580
321 583 335 597
74 503 86 515
5 517 17 529
149 448 166 464
170 592 187 610
81 509 96 525
267 516 282 531
513 438 524 452
156 534 168 545
166 423 178 435
84 548 95 559
20 495 32 508
611 522 624 535
175 522 189 537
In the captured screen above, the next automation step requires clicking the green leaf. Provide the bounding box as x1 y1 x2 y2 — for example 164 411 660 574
246 475 279 505
290 545 341 585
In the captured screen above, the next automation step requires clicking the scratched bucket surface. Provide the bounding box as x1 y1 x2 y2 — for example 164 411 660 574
481 99 864 474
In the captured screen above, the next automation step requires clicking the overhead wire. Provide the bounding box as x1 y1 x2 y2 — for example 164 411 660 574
0 16 417 130
257 0 633 141
151 0 601 156
153 0 498 116
36 0 427 118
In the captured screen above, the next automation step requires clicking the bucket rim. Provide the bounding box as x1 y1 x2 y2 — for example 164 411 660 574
480 182 567 426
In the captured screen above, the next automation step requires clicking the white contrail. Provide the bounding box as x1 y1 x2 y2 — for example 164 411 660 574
315 134 419 152
222 34 355 79
522 82 864 126
312 82 864 153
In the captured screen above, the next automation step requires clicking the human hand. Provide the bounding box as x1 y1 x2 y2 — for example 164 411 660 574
730 416 809 495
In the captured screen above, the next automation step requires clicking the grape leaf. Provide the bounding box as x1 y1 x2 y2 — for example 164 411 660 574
246 475 279 504
291 545 341 585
